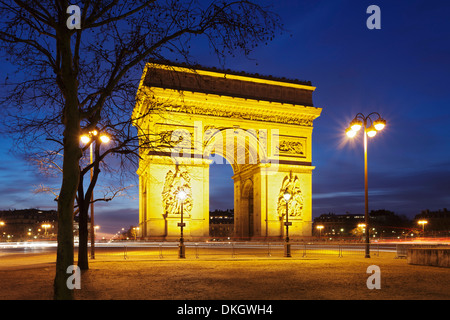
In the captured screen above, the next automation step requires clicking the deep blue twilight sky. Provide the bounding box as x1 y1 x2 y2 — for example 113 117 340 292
1 0 449 237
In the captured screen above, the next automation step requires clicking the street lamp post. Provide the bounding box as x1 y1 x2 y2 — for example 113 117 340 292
42 223 51 237
418 220 428 237
283 191 292 258
133 227 140 241
0 221 4 241
177 189 187 258
346 112 386 258
316 225 324 239
81 130 110 260
358 223 367 242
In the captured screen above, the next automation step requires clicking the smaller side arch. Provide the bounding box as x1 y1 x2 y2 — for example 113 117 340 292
239 178 254 239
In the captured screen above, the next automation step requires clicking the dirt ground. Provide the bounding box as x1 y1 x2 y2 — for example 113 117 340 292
0 252 449 300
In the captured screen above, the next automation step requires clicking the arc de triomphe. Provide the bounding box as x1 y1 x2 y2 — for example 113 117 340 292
133 62 322 240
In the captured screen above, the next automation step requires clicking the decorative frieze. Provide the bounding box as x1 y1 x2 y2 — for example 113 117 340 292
164 104 314 126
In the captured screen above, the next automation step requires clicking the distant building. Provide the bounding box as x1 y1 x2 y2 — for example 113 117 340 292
414 208 450 236
0 208 81 241
209 209 234 239
313 213 365 238
313 210 412 239
0 209 58 241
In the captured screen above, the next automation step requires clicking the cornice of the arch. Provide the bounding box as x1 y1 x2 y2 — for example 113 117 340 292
139 87 321 127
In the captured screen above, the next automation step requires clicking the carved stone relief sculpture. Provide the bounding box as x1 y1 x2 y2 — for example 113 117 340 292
162 167 193 217
277 140 304 155
277 172 304 219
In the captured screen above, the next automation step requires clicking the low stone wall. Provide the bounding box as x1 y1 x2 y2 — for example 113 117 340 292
407 248 450 268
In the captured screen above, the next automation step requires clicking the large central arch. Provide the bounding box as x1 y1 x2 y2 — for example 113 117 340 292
133 62 322 240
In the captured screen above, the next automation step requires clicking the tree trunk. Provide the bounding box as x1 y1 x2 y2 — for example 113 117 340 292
53 21 81 299
54 121 80 299
77 204 89 270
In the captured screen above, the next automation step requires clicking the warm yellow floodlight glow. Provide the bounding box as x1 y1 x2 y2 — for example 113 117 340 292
374 118 386 131
91 130 98 136
316 225 324 230
346 127 357 138
350 119 363 131
366 126 377 137
80 135 91 144
100 135 110 143
418 220 428 225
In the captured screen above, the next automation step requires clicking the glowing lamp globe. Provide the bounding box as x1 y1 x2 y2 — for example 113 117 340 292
80 135 90 144
374 118 386 131
350 119 363 131
346 127 357 138
177 190 187 201
366 126 377 137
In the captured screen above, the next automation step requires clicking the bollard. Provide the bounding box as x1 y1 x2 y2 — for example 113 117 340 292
124 245 128 260
159 243 163 259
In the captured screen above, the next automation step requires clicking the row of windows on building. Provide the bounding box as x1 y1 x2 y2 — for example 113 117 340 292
312 209 450 238
209 209 234 238
0 209 83 241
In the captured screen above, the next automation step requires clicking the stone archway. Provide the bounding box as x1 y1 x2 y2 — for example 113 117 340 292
133 62 322 240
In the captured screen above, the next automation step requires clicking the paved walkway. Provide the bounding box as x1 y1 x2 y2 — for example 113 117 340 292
0 251 449 300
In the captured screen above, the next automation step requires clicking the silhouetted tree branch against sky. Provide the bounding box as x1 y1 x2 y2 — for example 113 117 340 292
0 0 282 300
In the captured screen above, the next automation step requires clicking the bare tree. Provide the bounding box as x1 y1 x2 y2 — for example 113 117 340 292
31 148 134 271
0 0 282 299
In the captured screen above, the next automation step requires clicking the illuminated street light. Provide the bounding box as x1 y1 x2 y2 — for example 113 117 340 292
133 227 140 241
94 225 100 238
350 119 363 131
80 129 110 260
346 127 357 138
346 112 386 258
366 125 377 138
316 225 324 239
0 221 5 240
418 220 428 236
177 189 188 258
41 223 51 236
80 135 90 144
373 118 386 131
283 190 292 257
100 135 110 143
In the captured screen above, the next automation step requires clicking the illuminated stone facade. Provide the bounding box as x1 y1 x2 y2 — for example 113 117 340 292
133 63 322 240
